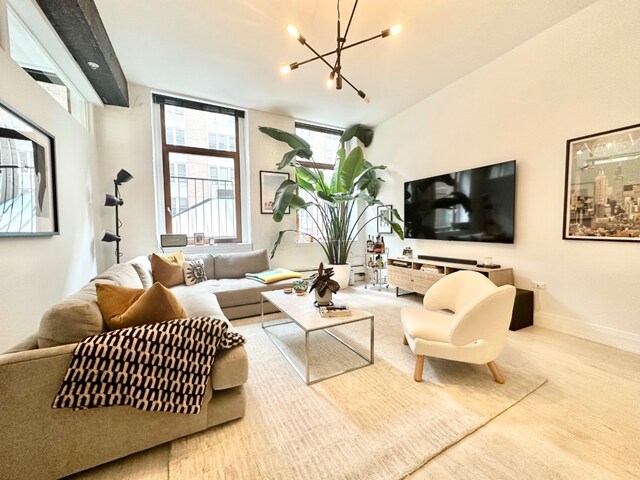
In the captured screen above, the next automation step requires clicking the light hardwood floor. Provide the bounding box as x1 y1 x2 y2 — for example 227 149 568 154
70 290 640 480
410 324 640 479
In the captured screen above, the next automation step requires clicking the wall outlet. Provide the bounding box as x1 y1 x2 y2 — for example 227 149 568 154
532 281 546 289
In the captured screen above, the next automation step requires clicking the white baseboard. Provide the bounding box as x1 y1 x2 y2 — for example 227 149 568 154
535 312 640 355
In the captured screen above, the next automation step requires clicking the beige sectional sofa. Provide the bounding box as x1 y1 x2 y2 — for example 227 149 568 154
0 249 293 480
163 249 297 320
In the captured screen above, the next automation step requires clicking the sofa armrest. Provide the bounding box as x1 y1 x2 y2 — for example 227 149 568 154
0 342 76 366
2 333 40 354
211 344 249 390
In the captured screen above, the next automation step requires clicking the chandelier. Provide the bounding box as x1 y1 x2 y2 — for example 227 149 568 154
280 0 402 103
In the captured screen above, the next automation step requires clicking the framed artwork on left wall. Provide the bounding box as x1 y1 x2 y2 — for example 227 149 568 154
0 101 59 236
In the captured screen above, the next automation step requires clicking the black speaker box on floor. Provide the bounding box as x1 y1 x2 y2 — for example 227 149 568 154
510 288 534 331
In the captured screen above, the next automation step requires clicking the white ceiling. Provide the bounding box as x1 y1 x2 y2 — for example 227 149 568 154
94 0 597 128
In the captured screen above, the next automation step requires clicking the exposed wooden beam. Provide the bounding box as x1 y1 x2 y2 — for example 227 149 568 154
35 0 129 107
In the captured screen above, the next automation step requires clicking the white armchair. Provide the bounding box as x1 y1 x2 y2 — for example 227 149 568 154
400 270 516 383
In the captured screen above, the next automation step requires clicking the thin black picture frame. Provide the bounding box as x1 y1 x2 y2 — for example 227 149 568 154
377 204 393 234
260 170 290 215
563 122 640 242
0 100 59 237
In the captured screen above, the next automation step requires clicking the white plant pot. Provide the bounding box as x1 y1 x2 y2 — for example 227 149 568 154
315 290 333 306
327 262 351 289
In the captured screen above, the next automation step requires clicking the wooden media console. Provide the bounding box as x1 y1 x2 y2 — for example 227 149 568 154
387 257 514 296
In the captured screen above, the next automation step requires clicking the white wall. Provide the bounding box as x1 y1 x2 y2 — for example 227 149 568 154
0 49 100 351
93 85 157 271
368 0 640 353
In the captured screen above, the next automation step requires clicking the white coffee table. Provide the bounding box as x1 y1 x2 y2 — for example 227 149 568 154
260 290 374 385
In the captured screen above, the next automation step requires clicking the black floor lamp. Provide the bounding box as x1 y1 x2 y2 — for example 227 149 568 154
101 168 133 263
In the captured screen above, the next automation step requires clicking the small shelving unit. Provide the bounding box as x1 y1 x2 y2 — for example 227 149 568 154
364 247 389 291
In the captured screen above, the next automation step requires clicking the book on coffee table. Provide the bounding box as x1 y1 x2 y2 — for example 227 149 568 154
319 305 351 317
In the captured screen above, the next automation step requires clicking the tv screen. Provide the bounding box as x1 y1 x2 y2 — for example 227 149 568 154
404 160 516 243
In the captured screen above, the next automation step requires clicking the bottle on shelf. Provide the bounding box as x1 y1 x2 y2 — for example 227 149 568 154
374 234 382 253
366 235 374 253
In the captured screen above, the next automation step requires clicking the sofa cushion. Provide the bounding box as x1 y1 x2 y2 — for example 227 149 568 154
214 249 269 279
184 253 215 280
97 283 187 330
189 278 296 309
151 252 185 287
93 263 144 289
38 280 114 348
128 256 153 288
170 283 227 320
184 260 207 285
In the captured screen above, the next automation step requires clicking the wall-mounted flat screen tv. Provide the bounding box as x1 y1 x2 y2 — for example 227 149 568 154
404 160 516 243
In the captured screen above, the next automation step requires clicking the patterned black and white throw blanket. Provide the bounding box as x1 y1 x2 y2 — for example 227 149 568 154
52 317 245 414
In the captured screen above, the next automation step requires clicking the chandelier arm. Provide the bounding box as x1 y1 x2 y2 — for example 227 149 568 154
342 0 359 45
295 52 338 68
301 40 364 95
334 71 361 95
289 33 385 70
341 33 385 51
302 41 341 73
330 0 359 75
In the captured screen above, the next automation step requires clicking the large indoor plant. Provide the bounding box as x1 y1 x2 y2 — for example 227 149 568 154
258 124 403 287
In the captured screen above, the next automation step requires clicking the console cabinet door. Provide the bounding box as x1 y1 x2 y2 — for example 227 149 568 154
388 266 412 290
412 270 444 294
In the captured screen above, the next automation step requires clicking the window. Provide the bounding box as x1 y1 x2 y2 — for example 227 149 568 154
294 123 344 242
295 122 343 170
169 162 188 213
7 8 88 125
155 94 244 243
165 127 185 146
23 68 70 111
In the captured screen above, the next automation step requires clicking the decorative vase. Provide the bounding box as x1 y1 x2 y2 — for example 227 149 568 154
326 262 350 289
315 290 333 306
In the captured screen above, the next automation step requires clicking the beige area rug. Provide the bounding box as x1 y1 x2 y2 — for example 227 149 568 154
169 288 547 480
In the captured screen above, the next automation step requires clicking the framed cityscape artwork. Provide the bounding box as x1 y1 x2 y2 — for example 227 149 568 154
563 123 640 241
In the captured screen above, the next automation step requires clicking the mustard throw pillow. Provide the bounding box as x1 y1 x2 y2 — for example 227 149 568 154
96 282 187 330
151 251 185 287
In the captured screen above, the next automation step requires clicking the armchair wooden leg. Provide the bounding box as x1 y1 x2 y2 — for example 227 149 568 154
414 355 425 382
403 335 408 346
487 361 505 384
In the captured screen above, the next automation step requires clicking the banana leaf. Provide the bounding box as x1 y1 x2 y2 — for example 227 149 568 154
337 146 365 193
278 149 309 169
272 180 306 222
258 126 312 157
340 124 374 147
330 148 347 192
